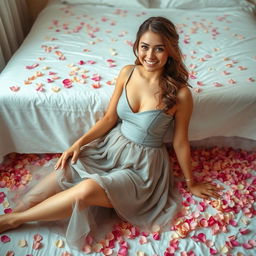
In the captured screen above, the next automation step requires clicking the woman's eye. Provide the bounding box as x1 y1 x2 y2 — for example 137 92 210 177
155 47 164 52
141 45 148 50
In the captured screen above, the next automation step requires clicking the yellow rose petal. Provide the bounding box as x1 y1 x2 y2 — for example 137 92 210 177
18 239 27 247
52 86 60 92
219 245 229 254
55 239 64 248
3 200 10 208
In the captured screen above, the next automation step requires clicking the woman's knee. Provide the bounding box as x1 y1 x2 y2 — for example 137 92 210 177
74 179 112 208
75 179 96 199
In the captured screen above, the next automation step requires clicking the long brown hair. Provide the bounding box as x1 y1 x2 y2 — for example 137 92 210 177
133 16 190 110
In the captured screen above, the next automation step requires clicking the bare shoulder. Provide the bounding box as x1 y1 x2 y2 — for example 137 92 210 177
176 86 193 108
115 65 134 90
118 65 135 80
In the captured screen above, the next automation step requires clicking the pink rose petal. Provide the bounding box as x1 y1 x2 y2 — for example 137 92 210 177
1 235 11 243
230 239 240 247
242 242 253 249
139 236 147 244
79 60 85 65
209 248 218 255
9 86 20 92
87 60 96 65
91 74 101 81
197 233 206 243
26 63 39 69
248 239 256 246
33 241 42 250
92 82 101 88
248 77 255 82
240 228 250 235
152 232 160 240
118 247 128 256
62 79 73 88
213 82 223 87
228 79 236 84
33 233 43 242
229 219 237 226
4 208 12 214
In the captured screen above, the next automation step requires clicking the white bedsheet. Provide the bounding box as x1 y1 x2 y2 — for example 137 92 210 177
0 2 256 158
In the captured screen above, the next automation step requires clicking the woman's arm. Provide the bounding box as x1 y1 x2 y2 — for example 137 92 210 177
55 65 134 170
172 86 194 185
172 87 222 199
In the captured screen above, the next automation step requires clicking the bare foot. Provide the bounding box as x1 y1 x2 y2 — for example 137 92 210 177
0 213 21 233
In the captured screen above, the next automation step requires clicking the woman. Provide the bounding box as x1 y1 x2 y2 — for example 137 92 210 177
0 16 221 248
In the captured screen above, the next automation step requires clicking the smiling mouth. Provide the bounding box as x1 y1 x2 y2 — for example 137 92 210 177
145 60 158 65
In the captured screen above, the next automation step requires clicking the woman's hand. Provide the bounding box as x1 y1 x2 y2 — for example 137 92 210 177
54 142 81 170
187 182 223 200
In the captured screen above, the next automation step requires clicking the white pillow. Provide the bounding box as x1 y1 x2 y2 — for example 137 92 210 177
151 0 255 10
60 0 150 8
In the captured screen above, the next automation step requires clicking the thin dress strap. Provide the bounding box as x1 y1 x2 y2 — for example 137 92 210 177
124 66 136 88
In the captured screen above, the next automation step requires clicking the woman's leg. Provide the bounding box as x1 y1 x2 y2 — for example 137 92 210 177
0 179 112 233
13 171 61 212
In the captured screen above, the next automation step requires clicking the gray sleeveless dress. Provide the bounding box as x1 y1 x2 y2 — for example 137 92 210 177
7 69 181 249
55 71 181 248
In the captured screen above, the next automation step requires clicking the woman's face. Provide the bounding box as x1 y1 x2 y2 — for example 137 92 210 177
138 30 169 73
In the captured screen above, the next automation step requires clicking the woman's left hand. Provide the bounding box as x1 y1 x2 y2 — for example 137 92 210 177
188 182 223 199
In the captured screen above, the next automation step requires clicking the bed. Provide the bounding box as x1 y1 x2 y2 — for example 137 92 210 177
0 0 255 255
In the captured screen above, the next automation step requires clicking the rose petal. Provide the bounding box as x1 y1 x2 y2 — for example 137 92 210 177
248 239 256 246
118 247 128 256
197 233 206 243
92 82 101 88
206 239 214 247
229 219 237 226
4 208 12 214
153 232 160 240
82 245 92 253
62 79 73 88
209 248 218 255
33 233 43 242
9 86 20 92
55 239 64 248
18 239 27 247
139 236 147 245
5 251 14 256
1 235 11 243
240 228 250 235
52 86 61 92
242 243 253 249
61 252 72 256
32 241 41 250
103 248 113 255
26 63 39 69
219 245 229 254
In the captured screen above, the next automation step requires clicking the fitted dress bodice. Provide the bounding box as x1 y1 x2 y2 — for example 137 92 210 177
117 87 174 147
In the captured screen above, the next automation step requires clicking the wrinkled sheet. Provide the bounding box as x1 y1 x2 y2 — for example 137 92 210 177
0 2 256 159
0 148 255 255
